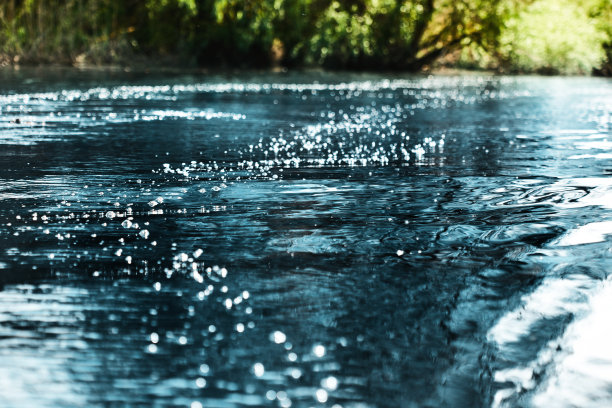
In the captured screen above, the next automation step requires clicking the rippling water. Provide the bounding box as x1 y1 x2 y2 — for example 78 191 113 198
0 68 611 407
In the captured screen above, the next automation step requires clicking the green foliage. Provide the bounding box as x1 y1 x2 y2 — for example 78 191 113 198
0 0 610 74
590 0 612 75
499 0 607 74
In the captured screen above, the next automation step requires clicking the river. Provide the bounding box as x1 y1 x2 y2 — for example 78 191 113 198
0 68 611 407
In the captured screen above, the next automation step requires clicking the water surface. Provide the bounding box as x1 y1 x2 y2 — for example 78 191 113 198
0 69 611 407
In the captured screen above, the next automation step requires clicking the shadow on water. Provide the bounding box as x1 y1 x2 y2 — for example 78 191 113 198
0 69 611 407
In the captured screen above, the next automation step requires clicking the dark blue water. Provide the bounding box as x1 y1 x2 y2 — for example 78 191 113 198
0 68 611 407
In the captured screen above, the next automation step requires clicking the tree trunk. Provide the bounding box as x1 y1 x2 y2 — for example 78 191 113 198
406 0 435 64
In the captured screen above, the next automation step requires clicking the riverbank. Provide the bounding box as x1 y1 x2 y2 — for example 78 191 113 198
2 41 610 77
1 63 609 81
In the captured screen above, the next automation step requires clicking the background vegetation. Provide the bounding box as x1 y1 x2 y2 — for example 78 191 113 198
0 0 610 74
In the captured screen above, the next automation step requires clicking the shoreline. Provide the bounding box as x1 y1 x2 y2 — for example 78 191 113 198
2 62 605 78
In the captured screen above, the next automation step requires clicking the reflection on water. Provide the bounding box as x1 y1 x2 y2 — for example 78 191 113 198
0 69 611 407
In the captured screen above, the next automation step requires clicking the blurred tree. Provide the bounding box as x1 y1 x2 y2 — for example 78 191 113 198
591 0 612 75
0 0 610 74
498 0 608 74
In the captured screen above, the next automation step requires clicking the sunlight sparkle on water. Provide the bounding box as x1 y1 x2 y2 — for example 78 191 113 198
321 376 339 391
315 389 328 403
1 73 610 408
271 331 287 344
253 363 265 377
313 345 326 358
